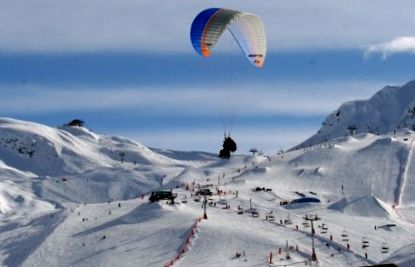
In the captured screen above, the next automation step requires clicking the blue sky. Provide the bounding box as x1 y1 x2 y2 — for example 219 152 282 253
1 0 415 153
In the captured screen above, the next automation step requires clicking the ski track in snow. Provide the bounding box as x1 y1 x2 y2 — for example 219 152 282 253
394 137 415 226
396 137 415 206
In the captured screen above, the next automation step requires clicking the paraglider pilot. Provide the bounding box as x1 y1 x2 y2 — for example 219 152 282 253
219 135 237 159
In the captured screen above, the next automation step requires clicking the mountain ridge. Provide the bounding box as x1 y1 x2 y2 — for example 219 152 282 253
293 80 415 150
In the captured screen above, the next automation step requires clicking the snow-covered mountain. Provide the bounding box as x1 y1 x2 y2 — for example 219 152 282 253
294 80 415 149
0 117 189 175
0 118 209 206
1 79 415 267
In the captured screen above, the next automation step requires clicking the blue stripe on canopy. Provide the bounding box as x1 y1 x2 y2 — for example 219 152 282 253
190 8 221 56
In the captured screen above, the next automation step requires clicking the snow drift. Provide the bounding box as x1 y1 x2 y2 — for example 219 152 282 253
328 196 393 218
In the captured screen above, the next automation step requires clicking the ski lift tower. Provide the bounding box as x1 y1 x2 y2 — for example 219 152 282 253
304 214 321 261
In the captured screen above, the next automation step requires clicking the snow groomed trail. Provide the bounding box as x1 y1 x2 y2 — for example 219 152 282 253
171 158 374 267
18 198 198 267
0 210 66 267
394 136 415 226
396 137 415 206
174 192 373 267
177 192 411 266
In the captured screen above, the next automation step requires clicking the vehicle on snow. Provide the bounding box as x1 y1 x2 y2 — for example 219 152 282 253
251 187 272 192
196 188 213 196
149 190 177 203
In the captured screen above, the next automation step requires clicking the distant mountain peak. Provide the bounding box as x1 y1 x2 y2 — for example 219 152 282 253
293 80 415 149
0 117 187 177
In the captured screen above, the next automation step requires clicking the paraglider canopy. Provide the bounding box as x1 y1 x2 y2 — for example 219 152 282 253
190 8 267 67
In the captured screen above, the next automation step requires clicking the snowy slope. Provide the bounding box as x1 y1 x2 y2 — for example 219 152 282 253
294 80 415 149
150 148 218 161
0 118 202 204
0 180 54 218
0 117 188 176
280 133 415 205
381 243 415 267
327 196 393 218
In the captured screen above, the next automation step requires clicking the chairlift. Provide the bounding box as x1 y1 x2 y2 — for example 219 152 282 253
381 242 389 253
302 220 310 227
341 230 348 237
284 214 293 225
341 230 349 242
321 223 328 234
362 236 370 249
267 211 275 221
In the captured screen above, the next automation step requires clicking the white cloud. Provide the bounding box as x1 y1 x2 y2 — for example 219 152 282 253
0 81 386 116
366 36 415 59
1 0 415 52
